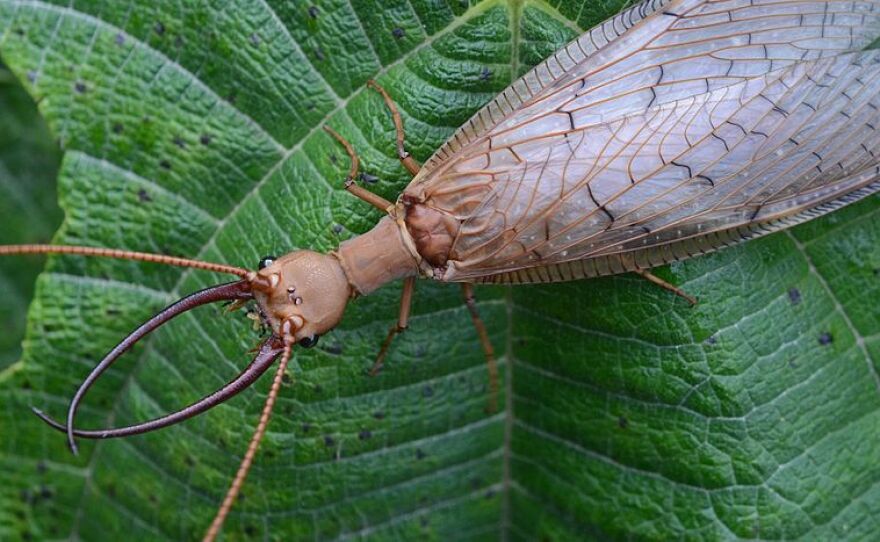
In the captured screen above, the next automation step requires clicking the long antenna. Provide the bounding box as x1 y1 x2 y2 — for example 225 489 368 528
0 244 250 278
203 338 293 542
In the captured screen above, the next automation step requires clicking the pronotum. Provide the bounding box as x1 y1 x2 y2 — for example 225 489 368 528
3 0 880 538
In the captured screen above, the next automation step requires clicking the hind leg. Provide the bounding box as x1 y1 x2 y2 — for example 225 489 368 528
635 269 697 305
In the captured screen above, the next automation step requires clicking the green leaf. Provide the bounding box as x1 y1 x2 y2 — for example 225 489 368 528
0 60 61 369
1 1 878 540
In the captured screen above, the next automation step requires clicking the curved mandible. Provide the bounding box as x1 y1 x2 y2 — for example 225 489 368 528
34 337 283 441
60 280 254 453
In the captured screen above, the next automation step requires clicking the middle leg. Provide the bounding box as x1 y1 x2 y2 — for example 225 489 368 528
461 283 499 413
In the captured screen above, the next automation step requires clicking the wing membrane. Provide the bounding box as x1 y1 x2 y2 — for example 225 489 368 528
404 0 880 282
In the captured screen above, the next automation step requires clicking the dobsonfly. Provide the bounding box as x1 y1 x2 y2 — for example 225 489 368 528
4 0 880 538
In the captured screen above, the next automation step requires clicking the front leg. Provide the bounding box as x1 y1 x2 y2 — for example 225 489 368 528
324 125 392 212
368 80 421 176
370 276 417 376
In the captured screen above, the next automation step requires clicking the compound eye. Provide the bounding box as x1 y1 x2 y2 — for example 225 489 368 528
258 255 277 270
298 335 320 348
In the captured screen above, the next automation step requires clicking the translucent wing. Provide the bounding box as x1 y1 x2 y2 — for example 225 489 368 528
404 0 880 282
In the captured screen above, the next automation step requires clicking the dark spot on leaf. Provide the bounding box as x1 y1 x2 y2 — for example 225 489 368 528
359 172 379 184
115 33 125 46
313 384 323 394
105 483 116 497
36 461 47 474
301 422 311 434
324 435 335 447
106 308 121 315
226 92 237 105
392 27 405 39
26 71 37 83
19 489 30 502
249 33 260 46
332 224 343 234
788 287 801 305
184 455 195 467
160 159 172 170
112 122 124 134
282 372 292 385
174 36 184 48
14 28 24 36
422 386 433 398
154 22 165 36
480 67 492 81
74 81 87 93
819 332 833 346
704 335 717 345
142 115 152 124
39 485 53 500
308 5 319 18
321 342 343 355
329 153 338 165
172 135 186 148
21 532 32 541
137 189 152 203
415 344 427 358
618 416 629 429
21 380 31 390
314 47 325 61
358 429 372 440
470 477 482 489
420 516 429 527
416 448 426 460
200 134 213 145
373 411 385 420
788 358 798 368
244 525 257 536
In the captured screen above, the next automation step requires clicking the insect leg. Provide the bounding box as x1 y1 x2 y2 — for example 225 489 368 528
367 80 421 176
204 319 296 542
323 125 392 212
634 269 698 306
461 283 499 413
370 276 416 376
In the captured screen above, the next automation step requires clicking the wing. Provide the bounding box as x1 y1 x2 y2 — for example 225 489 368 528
403 0 880 282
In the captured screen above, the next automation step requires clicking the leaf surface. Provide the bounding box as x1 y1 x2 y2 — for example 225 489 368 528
0 1 878 540
0 60 61 369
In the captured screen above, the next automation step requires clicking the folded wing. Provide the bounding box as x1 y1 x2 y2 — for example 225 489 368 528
404 0 880 282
